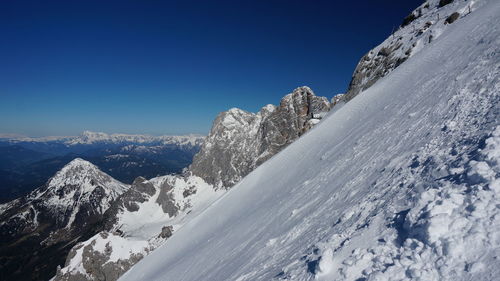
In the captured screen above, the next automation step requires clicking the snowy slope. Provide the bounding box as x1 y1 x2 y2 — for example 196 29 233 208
121 1 500 280
53 87 332 281
344 0 482 101
54 174 225 280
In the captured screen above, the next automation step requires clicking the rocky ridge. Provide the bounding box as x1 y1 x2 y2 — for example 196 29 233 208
1 131 205 148
190 86 331 188
53 173 222 281
0 159 129 281
52 86 333 281
344 0 476 101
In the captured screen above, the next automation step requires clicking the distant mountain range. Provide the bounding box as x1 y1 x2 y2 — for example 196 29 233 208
0 86 334 281
2 1 498 281
0 132 204 202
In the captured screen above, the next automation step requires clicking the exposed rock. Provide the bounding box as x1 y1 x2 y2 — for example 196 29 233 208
54 174 217 281
159 225 173 239
331 94 346 110
438 0 454 8
445 12 460 24
0 159 129 281
54 232 146 281
190 86 331 188
401 11 419 27
121 177 155 212
155 180 178 217
344 0 468 102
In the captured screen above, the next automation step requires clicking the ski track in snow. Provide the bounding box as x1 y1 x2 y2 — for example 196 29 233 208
120 1 500 280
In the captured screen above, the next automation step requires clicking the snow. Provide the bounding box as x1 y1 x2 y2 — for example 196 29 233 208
0 130 204 147
116 174 224 240
91 234 150 263
120 1 500 280
62 244 89 277
57 173 226 278
59 232 150 277
66 131 205 146
27 158 130 228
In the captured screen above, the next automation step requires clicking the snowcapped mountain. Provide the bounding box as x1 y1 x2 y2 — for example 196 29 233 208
190 86 331 188
52 87 333 281
53 174 223 281
0 86 332 281
64 131 204 147
30 158 129 228
118 0 500 280
0 159 129 281
0 132 204 203
1 131 204 147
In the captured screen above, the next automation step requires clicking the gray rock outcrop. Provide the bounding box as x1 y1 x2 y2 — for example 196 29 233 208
190 86 331 188
344 0 466 102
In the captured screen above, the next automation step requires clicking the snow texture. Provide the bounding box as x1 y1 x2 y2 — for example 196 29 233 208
56 174 224 280
120 0 500 280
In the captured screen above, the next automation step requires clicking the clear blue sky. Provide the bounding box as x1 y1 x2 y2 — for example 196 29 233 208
0 0 423 136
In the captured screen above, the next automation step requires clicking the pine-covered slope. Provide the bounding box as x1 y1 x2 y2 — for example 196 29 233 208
120 0 500 280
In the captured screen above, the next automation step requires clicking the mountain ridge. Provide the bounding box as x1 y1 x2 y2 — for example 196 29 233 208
119 0 500 279
0 159 129 281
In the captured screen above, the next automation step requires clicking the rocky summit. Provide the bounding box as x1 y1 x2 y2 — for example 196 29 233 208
190 86 332 188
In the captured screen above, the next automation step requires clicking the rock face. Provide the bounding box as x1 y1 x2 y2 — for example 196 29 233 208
344 0 468 101
53 86 333 281
190 86 331 188
0 159 129 281
54 174 222 281
54 232 148 281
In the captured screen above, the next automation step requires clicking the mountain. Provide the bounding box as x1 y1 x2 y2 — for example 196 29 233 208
53 174 223 281
344 0 474 102
0 132 204 203
190 86 331 188
0 86 333 281
118 0 500 280
0 159 129 281
2 131 203 147
52 87 333 281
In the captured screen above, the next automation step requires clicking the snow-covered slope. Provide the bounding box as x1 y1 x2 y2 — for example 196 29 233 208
0 159 129 281
31 158 129 227
54 174 224 281
345 0 480 101
53 87 332 281
120 0 500 280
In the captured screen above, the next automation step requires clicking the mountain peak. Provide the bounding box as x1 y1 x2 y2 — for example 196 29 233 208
191 86 332 188
64 157 97 169
293 85 314 94
46 158 125 196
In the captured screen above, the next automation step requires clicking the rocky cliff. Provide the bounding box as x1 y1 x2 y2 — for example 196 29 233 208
345 0 472 101
190 86 331 188
53 86 333 281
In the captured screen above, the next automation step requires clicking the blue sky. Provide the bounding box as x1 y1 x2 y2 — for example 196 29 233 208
0 0 423 136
